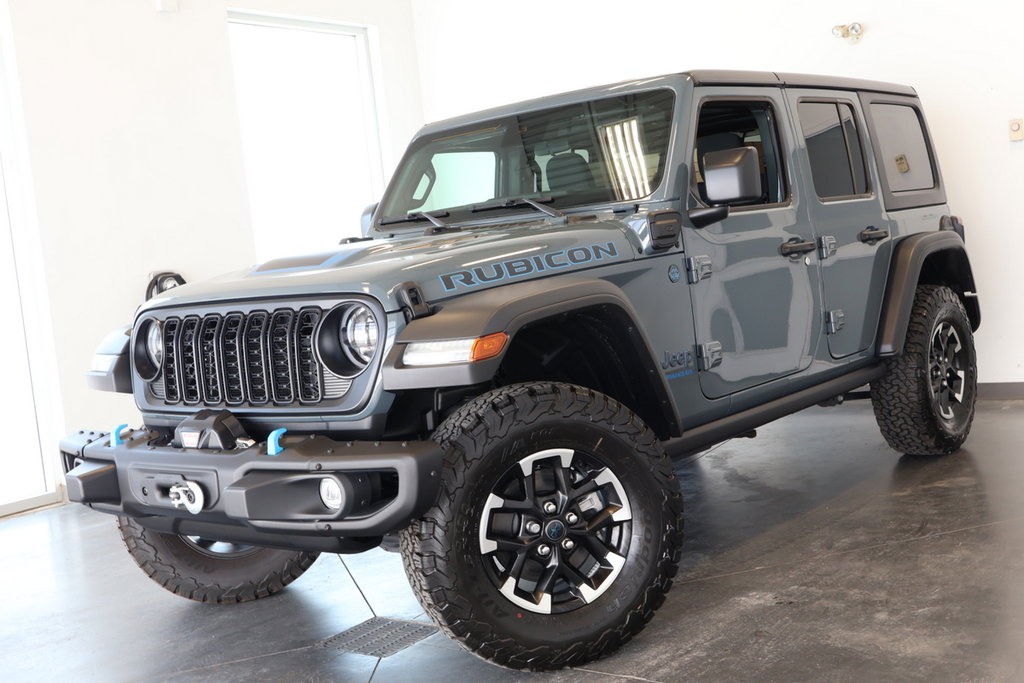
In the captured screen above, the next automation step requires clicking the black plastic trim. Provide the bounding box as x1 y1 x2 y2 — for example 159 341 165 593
60 425 442 544
381 277 681 437
664 364 887 459
876 231 980 357
686 70 917 97
84 327 133 393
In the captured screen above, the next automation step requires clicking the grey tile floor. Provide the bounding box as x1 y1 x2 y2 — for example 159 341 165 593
3 400 1024 682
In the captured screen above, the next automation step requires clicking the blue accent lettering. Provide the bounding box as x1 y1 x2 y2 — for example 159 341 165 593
566 247 591 264
437 241 621 292
666 369 694 380
593 242 617 259
473 263 506 283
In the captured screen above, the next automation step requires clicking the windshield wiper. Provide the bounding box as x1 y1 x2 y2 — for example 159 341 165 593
471 196 565 219
379 210 452 228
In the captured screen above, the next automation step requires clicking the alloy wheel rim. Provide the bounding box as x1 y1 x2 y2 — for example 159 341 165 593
478 448 632 615
928 321 966 421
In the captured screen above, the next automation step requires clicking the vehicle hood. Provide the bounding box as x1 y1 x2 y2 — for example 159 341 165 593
139 218 638 314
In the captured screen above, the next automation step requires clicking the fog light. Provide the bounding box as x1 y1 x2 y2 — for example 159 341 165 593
320 477 343 511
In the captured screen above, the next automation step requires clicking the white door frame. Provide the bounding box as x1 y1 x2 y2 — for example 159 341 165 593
0 1 66 516
226 9 389 199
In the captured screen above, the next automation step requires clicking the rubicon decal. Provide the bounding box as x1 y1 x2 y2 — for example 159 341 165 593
439 242 619 292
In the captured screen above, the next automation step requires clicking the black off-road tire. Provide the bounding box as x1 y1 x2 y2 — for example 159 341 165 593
117 516 318 603
400 382 684 671
871 284 977 455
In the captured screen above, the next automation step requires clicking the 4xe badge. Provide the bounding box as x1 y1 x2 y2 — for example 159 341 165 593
662 349 694 379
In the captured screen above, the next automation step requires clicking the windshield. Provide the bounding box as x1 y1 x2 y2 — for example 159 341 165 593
378 89 675 225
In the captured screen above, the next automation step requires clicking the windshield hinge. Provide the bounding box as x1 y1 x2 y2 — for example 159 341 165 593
397 281 433 321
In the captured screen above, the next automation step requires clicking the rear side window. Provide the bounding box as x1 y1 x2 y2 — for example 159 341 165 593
797 101 868 199
869 103 935 192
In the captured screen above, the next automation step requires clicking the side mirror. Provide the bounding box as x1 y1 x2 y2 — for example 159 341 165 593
703 147 762 205
360 202 379 236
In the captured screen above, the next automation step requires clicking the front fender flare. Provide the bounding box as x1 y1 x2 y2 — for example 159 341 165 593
381 276 678 431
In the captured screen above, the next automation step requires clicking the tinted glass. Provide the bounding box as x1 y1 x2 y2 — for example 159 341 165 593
798 102 868 199
379 90 675 222
839 104 868 194
870 103 935 192
692 101 787 206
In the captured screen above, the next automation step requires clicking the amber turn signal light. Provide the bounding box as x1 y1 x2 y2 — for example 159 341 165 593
470 332 509 361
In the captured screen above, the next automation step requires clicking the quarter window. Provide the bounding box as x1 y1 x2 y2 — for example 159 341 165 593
798 102 868 199
869 103 935 192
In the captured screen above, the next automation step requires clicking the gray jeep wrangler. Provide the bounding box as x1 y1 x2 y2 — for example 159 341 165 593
62 70 979 670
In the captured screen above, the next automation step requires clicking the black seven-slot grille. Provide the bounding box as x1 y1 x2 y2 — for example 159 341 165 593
151 307 349 407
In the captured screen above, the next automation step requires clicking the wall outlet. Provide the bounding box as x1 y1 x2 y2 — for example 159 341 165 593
1011 119 1024 142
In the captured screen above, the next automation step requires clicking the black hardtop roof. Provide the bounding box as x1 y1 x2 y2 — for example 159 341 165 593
685 70 917 97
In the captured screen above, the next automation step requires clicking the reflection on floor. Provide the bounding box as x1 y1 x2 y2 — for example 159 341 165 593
3 400 1024 682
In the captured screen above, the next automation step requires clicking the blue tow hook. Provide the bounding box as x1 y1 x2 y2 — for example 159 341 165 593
110 424 129 447
267 428 288 456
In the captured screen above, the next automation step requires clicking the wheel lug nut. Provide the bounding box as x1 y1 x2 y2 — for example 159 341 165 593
537 544 551 557
543 501 557 515
566 512 578 524
525 521 541 534
562 539 575 551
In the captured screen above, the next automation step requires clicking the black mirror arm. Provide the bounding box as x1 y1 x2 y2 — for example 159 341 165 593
687 205 729 229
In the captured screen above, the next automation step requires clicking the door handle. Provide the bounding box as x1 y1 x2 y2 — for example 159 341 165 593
858 227 889 244
780 238 817 257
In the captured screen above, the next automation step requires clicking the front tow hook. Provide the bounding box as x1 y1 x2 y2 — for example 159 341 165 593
168 480 205 515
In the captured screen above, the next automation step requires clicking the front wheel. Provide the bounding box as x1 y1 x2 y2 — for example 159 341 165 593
400 382 683 670
871 284 978 455
117 516 318 603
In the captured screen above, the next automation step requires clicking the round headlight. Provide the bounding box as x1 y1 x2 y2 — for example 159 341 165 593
134 318 163 381
342 304 379 364
146 319 164 367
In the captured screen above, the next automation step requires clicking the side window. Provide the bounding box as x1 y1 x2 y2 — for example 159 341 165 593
692 101 787 207
869 103 935 192
416 151 497 212
798 101 869 199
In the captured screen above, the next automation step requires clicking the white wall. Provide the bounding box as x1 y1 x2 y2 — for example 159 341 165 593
410 0 1024 384
4 0 422 442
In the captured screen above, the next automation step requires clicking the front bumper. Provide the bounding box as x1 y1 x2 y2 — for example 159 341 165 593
60 426 442 554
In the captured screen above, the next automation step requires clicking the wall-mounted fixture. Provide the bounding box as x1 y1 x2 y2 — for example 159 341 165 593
832 23 864 43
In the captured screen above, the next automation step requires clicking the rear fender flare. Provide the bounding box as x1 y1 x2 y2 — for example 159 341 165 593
877 231 980 357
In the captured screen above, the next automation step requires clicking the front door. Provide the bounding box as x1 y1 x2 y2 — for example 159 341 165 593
786 91 890 358
682 89 821 400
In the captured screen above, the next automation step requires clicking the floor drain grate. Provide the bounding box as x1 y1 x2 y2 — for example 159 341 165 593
318 617 438 658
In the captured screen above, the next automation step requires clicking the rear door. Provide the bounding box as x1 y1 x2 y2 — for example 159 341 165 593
786 91 890 357
682 88 821 399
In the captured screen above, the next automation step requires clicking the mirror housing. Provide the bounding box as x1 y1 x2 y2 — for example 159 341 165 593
703 147 762 205
360 202 379 236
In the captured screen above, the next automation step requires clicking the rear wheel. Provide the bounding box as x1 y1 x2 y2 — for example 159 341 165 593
117 516 318 603
401 382 683 670
871 284 977 455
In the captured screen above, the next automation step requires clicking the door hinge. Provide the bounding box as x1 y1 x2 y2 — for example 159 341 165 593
826 309 846 335
685 255 713 284
818 235 837 260
696 341 723 371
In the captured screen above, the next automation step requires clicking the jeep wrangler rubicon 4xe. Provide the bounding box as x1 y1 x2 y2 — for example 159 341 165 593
63 70 979 670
